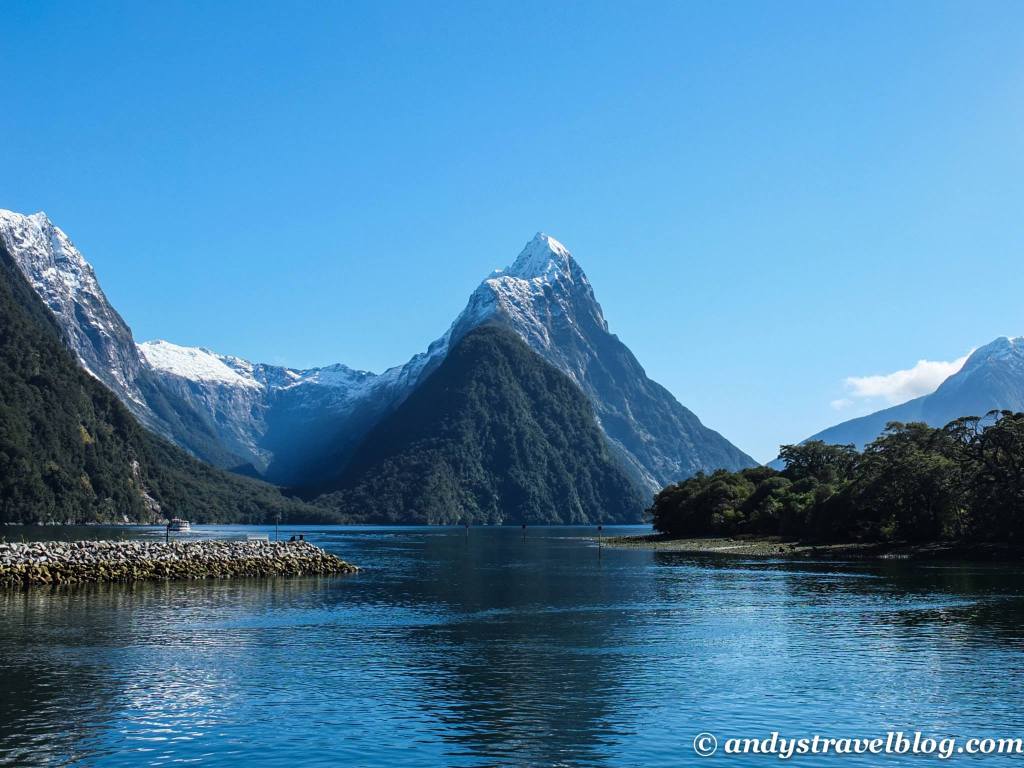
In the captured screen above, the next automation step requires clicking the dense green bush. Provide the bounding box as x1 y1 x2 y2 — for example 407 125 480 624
650 413 1024 543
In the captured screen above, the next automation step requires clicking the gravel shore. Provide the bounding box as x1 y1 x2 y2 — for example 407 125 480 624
601 534 815 557
0 539 359 587
601 534 1024 561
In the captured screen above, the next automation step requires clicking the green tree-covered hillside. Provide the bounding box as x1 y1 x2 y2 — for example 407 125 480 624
316 324 646 524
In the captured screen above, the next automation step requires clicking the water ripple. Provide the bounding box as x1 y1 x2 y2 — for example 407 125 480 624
1 525 1023 766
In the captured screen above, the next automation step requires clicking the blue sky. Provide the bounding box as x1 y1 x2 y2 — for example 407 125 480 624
3 1 1023 462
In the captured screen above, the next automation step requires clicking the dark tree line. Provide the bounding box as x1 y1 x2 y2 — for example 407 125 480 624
650 412 1024 543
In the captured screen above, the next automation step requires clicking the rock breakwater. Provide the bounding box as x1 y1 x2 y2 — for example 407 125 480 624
0 539 359 587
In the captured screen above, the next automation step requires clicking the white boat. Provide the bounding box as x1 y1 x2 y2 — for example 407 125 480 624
167 518 191 532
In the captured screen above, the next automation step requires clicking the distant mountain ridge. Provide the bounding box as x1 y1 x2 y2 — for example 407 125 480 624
796 336 1024 451
0 210 755 507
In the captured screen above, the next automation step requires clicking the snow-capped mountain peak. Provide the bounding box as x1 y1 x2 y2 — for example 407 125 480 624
961 336 1024 368
503 232 578 283
446 232 754 487
0 209 104 311
452 232 608 351
935 336 1024 397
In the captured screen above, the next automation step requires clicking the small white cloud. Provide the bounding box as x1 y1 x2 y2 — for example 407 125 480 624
830 398 854 411
841 353 971 407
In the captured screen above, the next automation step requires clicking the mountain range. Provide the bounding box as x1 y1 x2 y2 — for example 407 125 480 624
0 209 756 523
5 208 1022 524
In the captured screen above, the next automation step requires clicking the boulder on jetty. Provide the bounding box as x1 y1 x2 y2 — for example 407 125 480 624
0 539 358 588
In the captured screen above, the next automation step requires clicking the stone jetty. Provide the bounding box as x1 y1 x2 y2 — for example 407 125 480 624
0 539 358 588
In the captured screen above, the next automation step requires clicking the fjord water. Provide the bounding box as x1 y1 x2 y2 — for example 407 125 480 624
2 527 1024 766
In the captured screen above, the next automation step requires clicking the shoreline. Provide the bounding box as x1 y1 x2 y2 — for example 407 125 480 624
0 539 359 588
600 534 1024 562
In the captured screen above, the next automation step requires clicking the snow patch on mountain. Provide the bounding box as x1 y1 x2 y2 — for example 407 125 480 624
139 340 263 389
139 340 387 398
286 363 373 390
958 336 1024 374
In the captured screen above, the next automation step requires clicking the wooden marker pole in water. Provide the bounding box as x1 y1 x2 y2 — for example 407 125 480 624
522 523 526 541
597 524 603 558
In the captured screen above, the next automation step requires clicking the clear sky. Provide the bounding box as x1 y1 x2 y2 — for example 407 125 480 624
3 1 1023 462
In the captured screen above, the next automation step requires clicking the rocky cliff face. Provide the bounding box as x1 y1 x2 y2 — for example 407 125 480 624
0 210 147 412
135 340 274 471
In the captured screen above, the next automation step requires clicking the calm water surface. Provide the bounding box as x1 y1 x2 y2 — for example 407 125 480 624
2 525 1024 766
